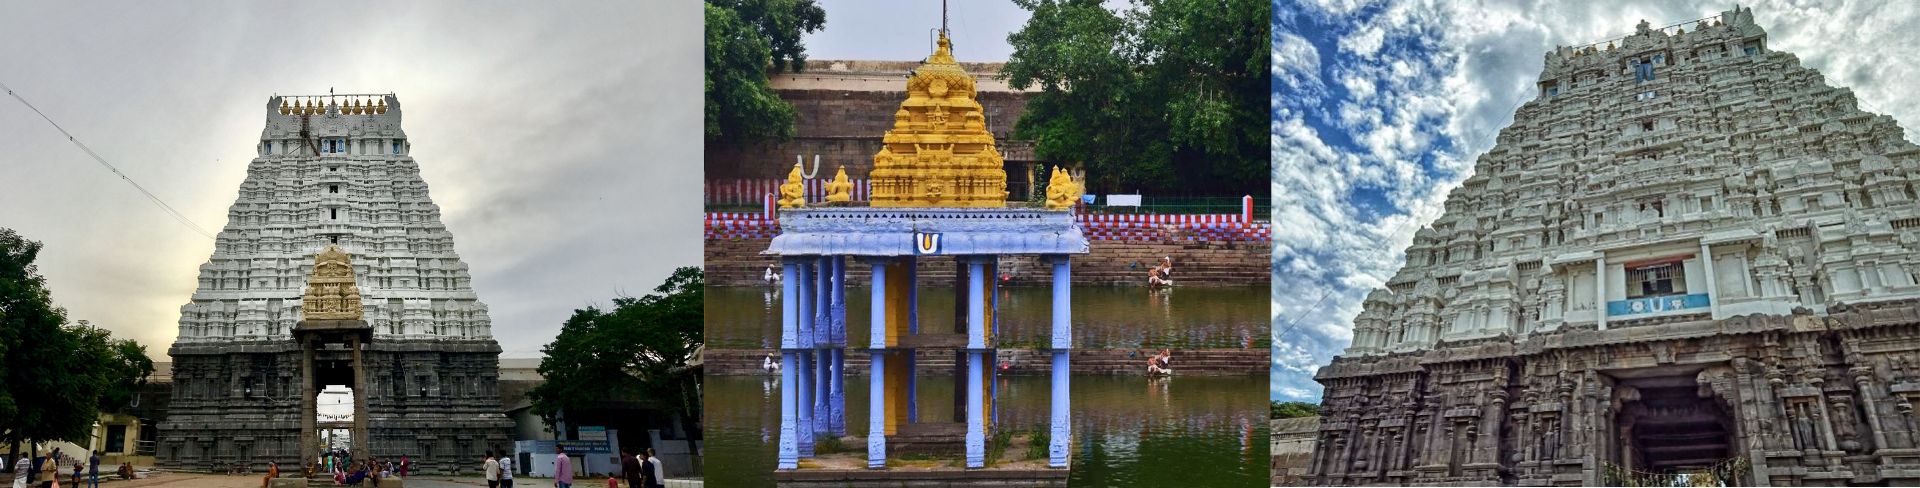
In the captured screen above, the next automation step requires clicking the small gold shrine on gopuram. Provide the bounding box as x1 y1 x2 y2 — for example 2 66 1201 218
301 245 364 321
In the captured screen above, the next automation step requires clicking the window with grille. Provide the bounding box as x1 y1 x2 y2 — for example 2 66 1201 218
1628 263 1680 298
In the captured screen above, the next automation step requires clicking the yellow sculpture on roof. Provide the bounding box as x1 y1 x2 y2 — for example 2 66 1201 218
778 164 807 209
302 245 363 321
1044 166 1084 210
826 167 854 203
867 32 1008 208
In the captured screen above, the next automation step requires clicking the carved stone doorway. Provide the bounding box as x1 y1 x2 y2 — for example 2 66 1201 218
1611 370 1737 474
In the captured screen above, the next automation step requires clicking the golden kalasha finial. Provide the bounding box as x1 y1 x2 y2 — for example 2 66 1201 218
376 98 388 115
279 98 291 115
349 98 361 115
826 167 854 203
778 164 807 208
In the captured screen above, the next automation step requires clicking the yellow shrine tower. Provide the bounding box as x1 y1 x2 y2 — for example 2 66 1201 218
867 33 1009 208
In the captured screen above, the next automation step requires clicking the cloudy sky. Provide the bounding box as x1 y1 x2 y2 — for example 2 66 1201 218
1271 0 1920 400
804 0 1031 62
0 2 702 359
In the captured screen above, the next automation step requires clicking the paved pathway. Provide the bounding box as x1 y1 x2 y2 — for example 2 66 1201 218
19 473 492 488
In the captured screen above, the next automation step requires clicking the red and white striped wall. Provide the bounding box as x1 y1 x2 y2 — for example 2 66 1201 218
704 211 1273 242
705 178 872 206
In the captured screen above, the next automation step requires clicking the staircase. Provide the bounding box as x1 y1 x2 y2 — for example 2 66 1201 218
706 348 1268 376
705 238 1271 287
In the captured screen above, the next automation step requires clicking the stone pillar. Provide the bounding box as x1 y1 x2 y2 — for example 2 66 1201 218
300 337 317 465
350 335 369 460
1049 256 1071 468
1701 242 1721 319
814 257 831 436
1595 256 1608 330
867 259 889 469
968 258 988 349
777 260 799 470
796 260 815 458
966 351 986 469
1856 372 1890 451
830 256 848 435
796 350 814 458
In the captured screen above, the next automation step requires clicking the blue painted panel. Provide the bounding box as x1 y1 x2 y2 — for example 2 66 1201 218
1607 293 1709 316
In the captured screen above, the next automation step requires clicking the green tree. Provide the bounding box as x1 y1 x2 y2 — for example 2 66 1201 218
1272 401 1321 419
529 267 705 439
0 229 156 464
1004 0 1269 195
705 0 826 143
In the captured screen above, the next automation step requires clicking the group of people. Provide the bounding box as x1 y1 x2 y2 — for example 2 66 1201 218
483 446 665 488
8 448 106 488
292 452 408 487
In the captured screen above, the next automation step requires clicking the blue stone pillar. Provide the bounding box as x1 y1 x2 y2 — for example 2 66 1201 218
795 258 815 458
796 349 814 458
965 351 986 468
814 257 832 436
867 259 889 468
1049 256 1071 468
967 258 988 349
830 256 848 436
832 256 847 343
777 259 800 469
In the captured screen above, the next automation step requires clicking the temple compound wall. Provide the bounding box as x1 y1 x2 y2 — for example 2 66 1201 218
158 94 511 474
1315 7 1920 486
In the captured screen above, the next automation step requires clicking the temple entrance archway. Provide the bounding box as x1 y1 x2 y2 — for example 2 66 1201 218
1608 367 1738 476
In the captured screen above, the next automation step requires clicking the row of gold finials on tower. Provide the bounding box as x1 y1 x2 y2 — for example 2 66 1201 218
774 32 1084 211
277 96 387 116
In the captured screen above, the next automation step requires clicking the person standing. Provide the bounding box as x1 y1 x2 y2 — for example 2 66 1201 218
497 448 515 488
619 449 641 488
552 445 573 488
399 455 409 478
85 452 97 488
644 448 665 488
634 452 654 488
13 454 30 488
484 451 500 488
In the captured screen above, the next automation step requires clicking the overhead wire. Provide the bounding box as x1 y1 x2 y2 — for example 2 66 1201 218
0 80 215 239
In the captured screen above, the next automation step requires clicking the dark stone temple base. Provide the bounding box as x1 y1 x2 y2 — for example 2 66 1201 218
1310 304 1920 486
158 339 512 474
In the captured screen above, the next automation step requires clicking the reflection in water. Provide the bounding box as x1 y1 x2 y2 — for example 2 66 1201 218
707 285 1271 350
702 374 1268 487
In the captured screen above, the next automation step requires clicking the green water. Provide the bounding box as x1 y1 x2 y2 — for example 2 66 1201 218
705 285 1271 350
701 374 1270 487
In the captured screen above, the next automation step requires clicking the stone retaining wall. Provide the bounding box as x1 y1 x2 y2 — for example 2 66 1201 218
705 238 1270 287
705 348 1268 376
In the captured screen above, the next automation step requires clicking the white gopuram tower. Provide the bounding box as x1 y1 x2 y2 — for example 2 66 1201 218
159 94 512 474
1316 6 1920 486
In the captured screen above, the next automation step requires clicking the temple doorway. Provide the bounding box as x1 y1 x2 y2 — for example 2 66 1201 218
1609 368 1738 477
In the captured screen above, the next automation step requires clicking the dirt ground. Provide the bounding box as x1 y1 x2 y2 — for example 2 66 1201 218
2 473 491 488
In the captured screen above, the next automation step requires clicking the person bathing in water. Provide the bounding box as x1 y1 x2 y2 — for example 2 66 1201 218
764 264 781 285
1144 348 1173 375
1147 257 1173 287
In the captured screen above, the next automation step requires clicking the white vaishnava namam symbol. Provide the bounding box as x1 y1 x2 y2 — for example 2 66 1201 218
915 232 942 255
